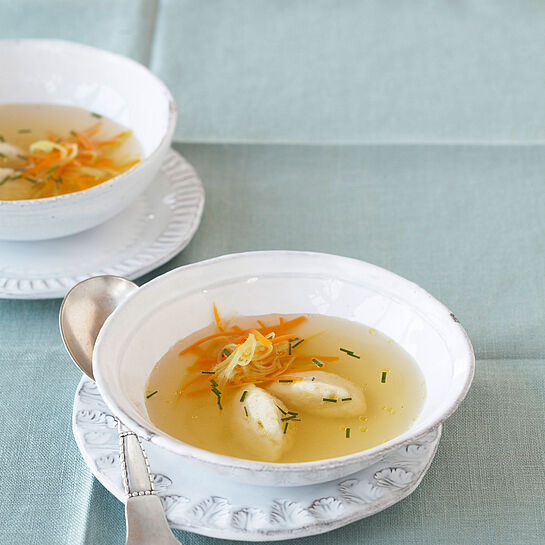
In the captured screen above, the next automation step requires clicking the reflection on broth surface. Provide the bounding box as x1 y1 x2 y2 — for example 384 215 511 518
0 104 142 200
146 312 426 463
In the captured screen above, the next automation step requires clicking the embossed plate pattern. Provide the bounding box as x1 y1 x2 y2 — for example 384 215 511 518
73 377 441 541
0 149 204 299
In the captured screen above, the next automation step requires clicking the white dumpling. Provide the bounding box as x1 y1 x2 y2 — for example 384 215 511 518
265 371 366 417
229 384 295 462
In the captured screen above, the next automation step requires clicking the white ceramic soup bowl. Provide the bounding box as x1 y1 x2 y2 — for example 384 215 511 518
0 40 176 240
93 251 474 487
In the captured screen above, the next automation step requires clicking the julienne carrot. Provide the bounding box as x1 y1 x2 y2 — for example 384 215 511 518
213 302 224 331
174 306 338 403
0 119 140 200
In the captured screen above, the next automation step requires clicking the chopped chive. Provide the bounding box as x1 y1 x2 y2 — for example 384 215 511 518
283 422 289 434
312 358 324 367
47 165 59 174
291 339 304 349
146 390 158 399
281 415 301 422
0 175 10 186
345 427 351 438
222 348 231 357
287 411 298 416
288 343 292 355
243 406 248 417
278 379 293 383
18 129 31 134
381 371 388 383
210 378 222 409
339 347 360 359
25 176 38 184
323 398 337 403
70 130 77 137
16 154 28 161
276 405 287 415
239 390 248 402
311 377 316 381
341 397 353 402
91 112 103 118
201 371 215 374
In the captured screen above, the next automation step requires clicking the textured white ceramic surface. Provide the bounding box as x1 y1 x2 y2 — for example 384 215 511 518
0 40 176 240
73 376 442 541
0 150 204 299
93 251 474 486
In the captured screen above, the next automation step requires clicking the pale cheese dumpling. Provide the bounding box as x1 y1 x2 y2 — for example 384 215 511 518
229 384 295 462
265 371 366 417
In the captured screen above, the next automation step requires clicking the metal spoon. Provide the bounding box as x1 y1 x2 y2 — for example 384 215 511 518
60 275 181 545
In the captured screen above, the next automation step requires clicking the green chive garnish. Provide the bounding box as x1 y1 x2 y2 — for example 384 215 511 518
276 405 287 415
287 411 298 416
201 371 215 374
240 390 248 402
312 358 324 367
341 397 352 402
222 348 231 357
146 390 158 399
291 339 304 349
323 398 337 403
16 154 28 161
210 379 218 387
340 348 360 359
278 379 293 383
70 130 77 137
283 422 289 434
345 427 351 438
18 129 31 134
0 175 10 186
288 343 292 355
243 406 248 417
311 377 316 381
91 112 103 118
25 176 38 184
47 165 59 174
381 371 388 383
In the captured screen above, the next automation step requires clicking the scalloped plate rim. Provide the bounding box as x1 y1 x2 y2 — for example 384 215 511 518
73 376 442 541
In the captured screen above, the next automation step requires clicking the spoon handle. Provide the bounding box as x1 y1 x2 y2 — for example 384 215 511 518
118 421 155 496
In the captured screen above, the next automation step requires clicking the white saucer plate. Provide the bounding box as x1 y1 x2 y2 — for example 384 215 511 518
73 376 441 541
0 149 204 299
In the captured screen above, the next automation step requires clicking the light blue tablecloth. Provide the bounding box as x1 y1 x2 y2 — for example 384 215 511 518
0 2 544 544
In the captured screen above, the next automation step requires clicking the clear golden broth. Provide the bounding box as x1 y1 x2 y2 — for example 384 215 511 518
0 103 142 200
145 314 426 463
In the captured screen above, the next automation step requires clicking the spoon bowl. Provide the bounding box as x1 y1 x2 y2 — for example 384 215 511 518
59 275 138 379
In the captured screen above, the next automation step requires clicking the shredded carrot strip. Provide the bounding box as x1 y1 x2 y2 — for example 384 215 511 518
249 329 272 346
271 334 296 344
213 302 224 331
178 332 235 356
72 130 93 150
